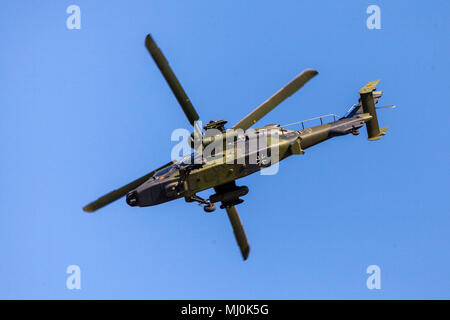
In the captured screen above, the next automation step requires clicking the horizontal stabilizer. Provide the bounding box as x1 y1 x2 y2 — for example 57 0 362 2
368 126 389 141
359 80 380 94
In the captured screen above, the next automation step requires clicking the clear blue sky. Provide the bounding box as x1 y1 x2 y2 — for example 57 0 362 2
1 0 449 299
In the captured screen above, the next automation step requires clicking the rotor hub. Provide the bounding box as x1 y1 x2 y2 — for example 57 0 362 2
203 120 227 133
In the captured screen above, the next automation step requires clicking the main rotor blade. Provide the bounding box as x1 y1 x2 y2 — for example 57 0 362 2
225 205 250 260
82 161 173 213
232 69 318 131
145 34 200 126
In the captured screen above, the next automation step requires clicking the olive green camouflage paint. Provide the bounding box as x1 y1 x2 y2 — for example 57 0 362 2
82 33 392 261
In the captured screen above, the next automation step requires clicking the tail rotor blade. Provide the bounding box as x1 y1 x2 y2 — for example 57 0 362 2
145 34 200 126
225 205 250 260
376 105 397 109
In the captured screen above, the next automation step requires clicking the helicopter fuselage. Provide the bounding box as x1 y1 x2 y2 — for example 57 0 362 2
81 33 391 260
125 114 369 208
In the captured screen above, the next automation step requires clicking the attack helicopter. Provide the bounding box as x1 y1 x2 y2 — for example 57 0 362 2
83 34 393 260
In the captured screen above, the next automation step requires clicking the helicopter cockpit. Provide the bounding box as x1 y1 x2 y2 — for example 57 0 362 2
175 153 204 169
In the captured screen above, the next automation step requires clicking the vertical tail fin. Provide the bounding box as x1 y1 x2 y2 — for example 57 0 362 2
359 80 389 141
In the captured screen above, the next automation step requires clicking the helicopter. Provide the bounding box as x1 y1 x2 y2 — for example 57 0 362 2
83 34 393 260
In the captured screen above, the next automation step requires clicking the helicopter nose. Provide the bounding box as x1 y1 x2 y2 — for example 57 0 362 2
126 191 139 207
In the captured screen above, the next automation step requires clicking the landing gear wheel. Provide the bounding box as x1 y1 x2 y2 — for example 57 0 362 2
204 203 216 213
